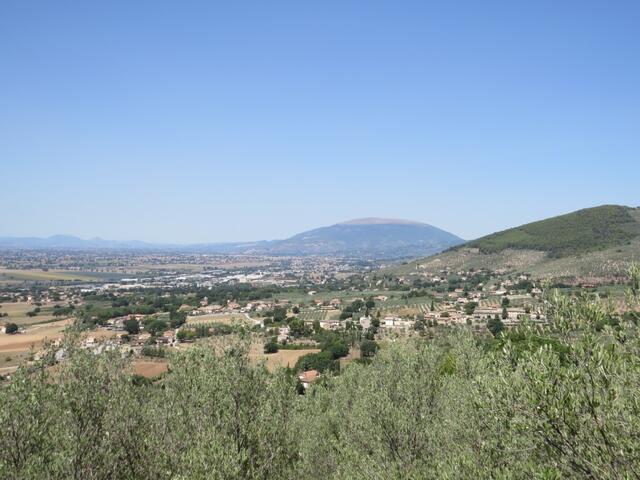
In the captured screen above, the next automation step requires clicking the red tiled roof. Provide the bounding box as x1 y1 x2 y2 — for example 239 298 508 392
298 369 320 383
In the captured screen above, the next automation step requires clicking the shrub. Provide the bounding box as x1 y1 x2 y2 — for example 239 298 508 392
360 339 379 358
4 323 18 334
264 338 279 354
123 319 140 335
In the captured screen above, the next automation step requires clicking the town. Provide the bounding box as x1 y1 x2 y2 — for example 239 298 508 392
2 246 604 385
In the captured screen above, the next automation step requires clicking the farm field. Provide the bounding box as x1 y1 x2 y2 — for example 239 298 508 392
128 263 205 272
0 350 33 372
377 299 432 314
0 268 121 284
249 342 320 372
0 318 72 353
0 302 71 326
133 360 168 379
478 298 503 309
298 310 328 322
273 289 407 305
0 321 117 374
186 313 248 325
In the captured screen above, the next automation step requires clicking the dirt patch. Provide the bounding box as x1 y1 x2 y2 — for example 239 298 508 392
88 329 118 340
248 342 320 371
133 360 168 378
0 319 71 352
339 348 360 369
396 307 421 317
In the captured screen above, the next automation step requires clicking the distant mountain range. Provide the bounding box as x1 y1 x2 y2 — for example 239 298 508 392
392 205 640 280
0 235 157 250
0 218 465 259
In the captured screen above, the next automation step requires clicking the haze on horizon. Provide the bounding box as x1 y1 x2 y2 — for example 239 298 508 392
1 1 639 244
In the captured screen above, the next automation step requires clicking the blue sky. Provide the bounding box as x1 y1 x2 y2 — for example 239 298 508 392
1 1 639 243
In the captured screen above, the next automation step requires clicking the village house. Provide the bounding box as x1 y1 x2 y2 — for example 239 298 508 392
319 318 343 331
206 304 224 313
380 316 414 334
254 302 271 313
106 316 127 330
383 316 400 327
134 332 152 346
157 330 177 346
277 326 290 343
298 369 320 389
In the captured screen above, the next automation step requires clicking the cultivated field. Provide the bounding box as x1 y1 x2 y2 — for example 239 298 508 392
133 360 169 378
298 310 327 322
249 342 320 371
0 318 72 353
0 302 70 326
186 313 248 325
273 290 407 305
0 350 33 374
377 299 431 316
0 321 117 373
0 269 115 284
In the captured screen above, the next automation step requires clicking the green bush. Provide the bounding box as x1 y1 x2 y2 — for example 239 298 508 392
141 345 167 358
264 338 279 354
295 351 337 373
4 323 18 335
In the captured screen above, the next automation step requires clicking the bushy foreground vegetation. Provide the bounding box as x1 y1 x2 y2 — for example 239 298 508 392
2 269 640 479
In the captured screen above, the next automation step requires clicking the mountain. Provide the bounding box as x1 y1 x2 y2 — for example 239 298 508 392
391 205 640 280
0 218 464 259
251 218 464 258
0 235 165 250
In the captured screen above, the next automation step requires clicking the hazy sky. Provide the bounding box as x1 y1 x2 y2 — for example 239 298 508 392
1 1 639 243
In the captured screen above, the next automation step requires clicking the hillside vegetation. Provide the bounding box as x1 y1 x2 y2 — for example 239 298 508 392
2 273 640 479
466 205 640 257
389 205 640 279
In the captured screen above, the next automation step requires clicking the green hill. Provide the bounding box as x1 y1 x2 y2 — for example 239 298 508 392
465 205 640 258
390 205 640 280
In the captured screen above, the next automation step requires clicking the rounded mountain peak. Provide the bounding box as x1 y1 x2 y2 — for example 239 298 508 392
337 218 426 226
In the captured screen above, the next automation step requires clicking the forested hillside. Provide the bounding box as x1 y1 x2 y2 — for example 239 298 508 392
390 205 640 279
465 205 640 257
